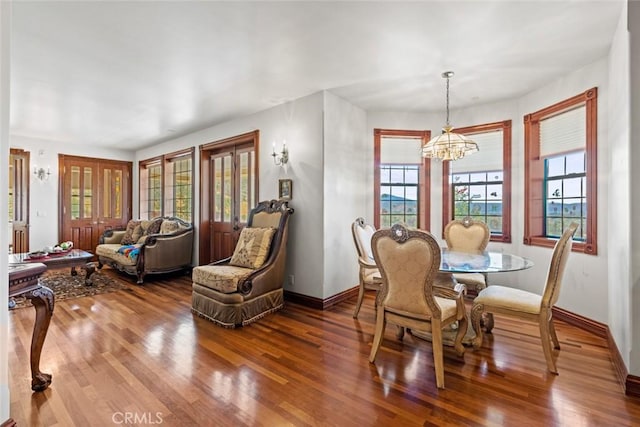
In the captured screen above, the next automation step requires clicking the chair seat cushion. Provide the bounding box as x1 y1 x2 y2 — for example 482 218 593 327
96 243 139 266
192 264 254 294
435 296 459 319
452 272 487 290
474 285 542 314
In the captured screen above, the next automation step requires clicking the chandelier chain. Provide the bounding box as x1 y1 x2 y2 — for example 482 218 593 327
445 76 450 126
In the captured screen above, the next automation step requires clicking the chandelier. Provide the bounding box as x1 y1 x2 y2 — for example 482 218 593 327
422 71 478 161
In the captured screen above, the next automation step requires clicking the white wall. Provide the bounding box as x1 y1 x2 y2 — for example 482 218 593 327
608 0 632 373
629 0 640 375
323 91 367 298
0 1 10 421
8 135 133 251
136 92 327 298
368 58 611 323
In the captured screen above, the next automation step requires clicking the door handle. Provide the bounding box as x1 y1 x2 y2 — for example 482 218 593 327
233 216 239 231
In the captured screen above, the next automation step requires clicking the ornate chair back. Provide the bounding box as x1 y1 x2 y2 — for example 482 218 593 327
444 217 490 253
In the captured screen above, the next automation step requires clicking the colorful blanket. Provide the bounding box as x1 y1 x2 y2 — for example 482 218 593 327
117 245 140 261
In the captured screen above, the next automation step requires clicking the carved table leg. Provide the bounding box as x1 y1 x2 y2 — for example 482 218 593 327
84 262 96 286
70 266 78 276
25 285 54 392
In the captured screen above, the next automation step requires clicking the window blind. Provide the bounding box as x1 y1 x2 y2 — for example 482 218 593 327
450 130 503 173
380 137 423 164
540 105 586 157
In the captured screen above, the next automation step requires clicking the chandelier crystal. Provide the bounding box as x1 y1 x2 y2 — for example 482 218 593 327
422 71 478 161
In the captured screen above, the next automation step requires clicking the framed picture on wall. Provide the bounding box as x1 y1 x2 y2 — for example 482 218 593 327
279 179 292 201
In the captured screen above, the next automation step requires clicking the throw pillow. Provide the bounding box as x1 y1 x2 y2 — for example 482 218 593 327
160 219 180 234
146 217 163 235
229 227 276 269
121 220 142 245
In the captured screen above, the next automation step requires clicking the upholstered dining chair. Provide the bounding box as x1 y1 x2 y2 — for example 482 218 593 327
444 217 491 293
470 222 578 374
351 217 382 319
369 224 467 389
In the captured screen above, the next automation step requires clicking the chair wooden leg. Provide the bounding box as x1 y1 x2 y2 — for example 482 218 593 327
539 316 558 374
369 306 386 363
470 303 484 349
353 283 365 319
549 317 560 350
453 315 467 357
432 326 445 389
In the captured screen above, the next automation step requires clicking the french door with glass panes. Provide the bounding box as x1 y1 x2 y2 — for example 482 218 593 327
59 155 132 252
200 131 258 264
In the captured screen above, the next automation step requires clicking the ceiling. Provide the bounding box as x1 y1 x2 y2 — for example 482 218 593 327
9 1 624 151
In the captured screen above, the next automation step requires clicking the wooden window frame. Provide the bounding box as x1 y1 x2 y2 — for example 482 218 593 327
374 128 431 230
138 147 195 221
523 88 598 255
441 120 512 243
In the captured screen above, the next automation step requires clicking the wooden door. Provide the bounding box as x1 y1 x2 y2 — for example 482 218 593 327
9 149 30 254
199 131 259 264
59 155 132 253
209 145 256 261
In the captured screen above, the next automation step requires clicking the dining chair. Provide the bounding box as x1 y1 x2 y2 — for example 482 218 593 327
351 217 382 319
470 222 578 374
444 217 491 293
369 223 467 389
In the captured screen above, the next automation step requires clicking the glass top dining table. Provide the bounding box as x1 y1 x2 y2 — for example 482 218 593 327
440 249 534 273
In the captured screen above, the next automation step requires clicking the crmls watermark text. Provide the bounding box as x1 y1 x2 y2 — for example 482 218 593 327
112 412 164 425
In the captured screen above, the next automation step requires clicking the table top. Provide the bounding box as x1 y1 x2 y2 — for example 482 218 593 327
9 248 93 266
440 249 533 273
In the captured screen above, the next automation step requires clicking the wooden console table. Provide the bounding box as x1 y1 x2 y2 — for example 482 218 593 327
8 262 54 392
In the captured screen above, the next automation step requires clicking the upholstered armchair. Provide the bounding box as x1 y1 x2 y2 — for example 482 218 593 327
444 217 491 293
471 222 578 374
351 217 382 319
369 224 467 389
191 200 294 328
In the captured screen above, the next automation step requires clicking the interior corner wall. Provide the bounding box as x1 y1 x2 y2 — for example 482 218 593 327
608 1 632 373
628 0 640 375
135 92 326 299
0 1 10 421
322 91 367 299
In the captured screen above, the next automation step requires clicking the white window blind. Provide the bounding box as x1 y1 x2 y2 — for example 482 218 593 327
451 130 503 173
380 137 422 164
540 105 586 157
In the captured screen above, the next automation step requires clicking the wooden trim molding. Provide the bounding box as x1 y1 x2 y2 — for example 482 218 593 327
523 87 598 255
373 128 431 230
553 306 639 397
284 286 360 311
441 120 512 242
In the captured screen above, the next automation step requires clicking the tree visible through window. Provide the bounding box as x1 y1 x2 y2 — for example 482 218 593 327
524 88 597 254
442 121 512 242
374 129 431 230
139 148 194 222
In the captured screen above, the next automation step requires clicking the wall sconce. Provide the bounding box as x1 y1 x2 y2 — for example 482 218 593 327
33 166 51 182
271 141 289 166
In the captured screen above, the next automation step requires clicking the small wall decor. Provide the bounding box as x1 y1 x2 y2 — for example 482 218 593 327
279 179 292 200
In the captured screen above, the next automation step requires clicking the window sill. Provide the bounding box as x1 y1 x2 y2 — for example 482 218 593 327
523 236 596 255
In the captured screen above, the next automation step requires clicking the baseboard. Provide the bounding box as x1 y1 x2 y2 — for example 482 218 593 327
1 418 16 427
552 306 608 338
284 286 359 310
626 374 640 398
553 306 640 398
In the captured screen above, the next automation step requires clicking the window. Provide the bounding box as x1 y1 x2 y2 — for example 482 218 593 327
374 129 431 230
442 121 512 242
524 88 597 254
139 148 194 222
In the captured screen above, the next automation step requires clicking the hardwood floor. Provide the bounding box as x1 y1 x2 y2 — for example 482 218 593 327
9 268 640 426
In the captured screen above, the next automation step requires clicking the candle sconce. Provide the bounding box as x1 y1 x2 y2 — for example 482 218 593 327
271 142 289 166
